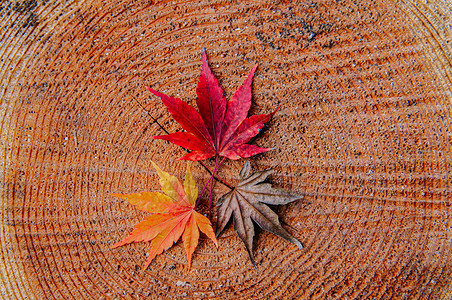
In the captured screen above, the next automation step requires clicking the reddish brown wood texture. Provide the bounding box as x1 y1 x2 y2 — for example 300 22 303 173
1 0 452 299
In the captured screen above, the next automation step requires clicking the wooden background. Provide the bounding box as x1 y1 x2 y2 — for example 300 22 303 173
1 0 452 299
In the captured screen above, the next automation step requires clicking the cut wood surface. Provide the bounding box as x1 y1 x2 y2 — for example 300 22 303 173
1 0 452 299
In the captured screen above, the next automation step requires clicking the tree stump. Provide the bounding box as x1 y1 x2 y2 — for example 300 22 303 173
1 0 452 299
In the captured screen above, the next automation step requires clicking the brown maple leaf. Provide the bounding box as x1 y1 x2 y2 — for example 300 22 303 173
111 162 217 269
215 162 303 265
147 48 278 161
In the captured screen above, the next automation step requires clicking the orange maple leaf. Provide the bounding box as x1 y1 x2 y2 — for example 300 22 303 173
111 162 217 269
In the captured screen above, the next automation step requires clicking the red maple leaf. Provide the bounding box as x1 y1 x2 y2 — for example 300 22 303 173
146 49 278 161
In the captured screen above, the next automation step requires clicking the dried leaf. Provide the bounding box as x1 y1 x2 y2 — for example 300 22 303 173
111 162 217 269
147 49 278 161
216 162 303 265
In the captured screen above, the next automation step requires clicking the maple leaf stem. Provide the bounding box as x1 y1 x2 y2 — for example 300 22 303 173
208 155 219 218
198 161 232 189
195 156 226 210
131 93 170 135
